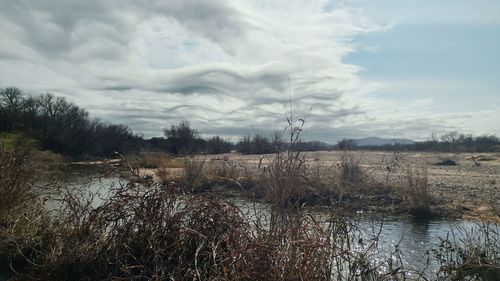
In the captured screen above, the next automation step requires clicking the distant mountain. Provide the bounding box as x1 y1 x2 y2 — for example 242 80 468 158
353 137 415 147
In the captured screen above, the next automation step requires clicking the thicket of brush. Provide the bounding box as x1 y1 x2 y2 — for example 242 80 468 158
1 126 499 280
433 223 500 280
175 145 431 218
358 132 500 153
0 87 141 158
0 127 403 280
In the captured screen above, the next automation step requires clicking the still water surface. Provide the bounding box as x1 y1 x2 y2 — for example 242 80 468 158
62 173 490 275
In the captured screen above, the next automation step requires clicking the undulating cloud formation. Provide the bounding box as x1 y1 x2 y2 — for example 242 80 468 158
1 0 499 141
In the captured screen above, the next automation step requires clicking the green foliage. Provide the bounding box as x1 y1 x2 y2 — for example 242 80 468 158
0 132 35 150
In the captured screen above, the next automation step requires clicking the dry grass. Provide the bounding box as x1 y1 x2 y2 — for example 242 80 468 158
338 151 365 188
2 133 498 280
207 158 242 180
0 134 37 216
433 222 500 280
146 153 177 185
155 165 174 185
0 134 51 277
401 165 432 218
0 153 399 280
181 156 207 192
130 151 171 168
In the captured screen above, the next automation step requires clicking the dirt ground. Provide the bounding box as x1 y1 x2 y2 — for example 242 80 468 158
213 151 499 220
140 151 499 221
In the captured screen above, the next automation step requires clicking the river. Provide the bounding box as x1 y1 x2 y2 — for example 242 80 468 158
56 172 497 277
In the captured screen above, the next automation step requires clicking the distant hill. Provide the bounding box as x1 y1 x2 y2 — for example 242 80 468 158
354 137 415 147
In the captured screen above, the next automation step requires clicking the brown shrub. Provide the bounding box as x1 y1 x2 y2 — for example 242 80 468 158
338 151 365 188
0 138 440 281
401 165 432 218
0 134 36 217
433 222 500 280
130 151 171 168
182 156 207 192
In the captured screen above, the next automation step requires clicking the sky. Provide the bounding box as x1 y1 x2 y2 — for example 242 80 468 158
0 0 499 141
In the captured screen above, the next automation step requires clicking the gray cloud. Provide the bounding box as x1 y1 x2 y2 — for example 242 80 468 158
1 0 497 141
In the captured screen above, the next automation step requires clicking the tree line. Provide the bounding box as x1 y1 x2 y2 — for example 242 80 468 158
0 88 238 158
406 132 499 152
147 121 233 155
2 87 498 158
0 87 141 158
349 131 500 153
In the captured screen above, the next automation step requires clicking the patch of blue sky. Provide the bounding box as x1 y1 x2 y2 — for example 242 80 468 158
345 23 500 112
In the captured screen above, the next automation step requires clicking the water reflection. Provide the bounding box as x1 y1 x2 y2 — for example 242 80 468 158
358 216 479 274
59 173 488 275
44 168 125 210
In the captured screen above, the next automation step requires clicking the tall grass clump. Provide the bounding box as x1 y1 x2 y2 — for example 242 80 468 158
262 122 307 207
329 151 366 207
259 117 310 234
0 134 50 277
155 164 173 185
207 158 242 180
1 145 405 281
182 156 207 192
0 134 36 215
253 116 410 280
329 151 401 211
401 165 432 218
130 151 171 168
433 222 500 280
5 177 257 280
5 119 495 280
338 151 365 188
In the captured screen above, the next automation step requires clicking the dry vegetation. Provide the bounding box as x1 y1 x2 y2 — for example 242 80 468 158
433 223 500 280
166 149 499 221
1 128 499 280
163 149 432 219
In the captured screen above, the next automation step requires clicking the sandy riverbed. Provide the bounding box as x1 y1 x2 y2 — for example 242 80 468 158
138 151 499 221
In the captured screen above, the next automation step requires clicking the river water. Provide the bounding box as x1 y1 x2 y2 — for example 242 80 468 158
229 196 483 276
56 172 495 276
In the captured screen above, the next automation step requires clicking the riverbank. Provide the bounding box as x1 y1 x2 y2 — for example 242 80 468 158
132 150 499 222
2 137 499 280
